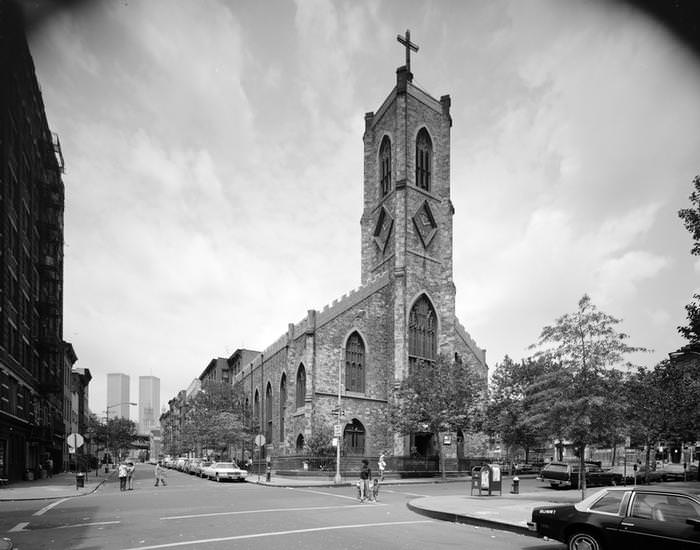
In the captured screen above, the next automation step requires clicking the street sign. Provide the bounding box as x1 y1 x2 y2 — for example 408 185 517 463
254 434 266 447
67 433 84 449
333 424 342 437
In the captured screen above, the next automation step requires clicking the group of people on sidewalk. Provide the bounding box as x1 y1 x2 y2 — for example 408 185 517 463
357 452 387 503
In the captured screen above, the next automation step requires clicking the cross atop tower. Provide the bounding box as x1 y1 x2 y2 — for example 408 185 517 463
396 29 419 75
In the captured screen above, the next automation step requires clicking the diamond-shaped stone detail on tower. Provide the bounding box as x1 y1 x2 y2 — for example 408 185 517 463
412 201 437 248
373 207 393 252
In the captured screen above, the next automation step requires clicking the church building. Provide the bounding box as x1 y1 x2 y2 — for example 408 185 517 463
231 32 487 464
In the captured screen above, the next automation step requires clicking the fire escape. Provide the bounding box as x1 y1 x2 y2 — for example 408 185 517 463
34 132 65 441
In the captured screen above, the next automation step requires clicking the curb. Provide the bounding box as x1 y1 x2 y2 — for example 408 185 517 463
244 477 474 489
405 500 536 537
0 476 110 502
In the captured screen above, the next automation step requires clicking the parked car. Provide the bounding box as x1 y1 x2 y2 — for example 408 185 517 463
608 464 662 484
194 460 212 477
529 486 700 549
513 463 539 475
202 461 248 482
539 460 617 489
185 459 201 475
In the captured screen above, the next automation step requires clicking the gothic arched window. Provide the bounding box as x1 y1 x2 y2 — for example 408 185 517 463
415 128 432 191
345 332 365 393
265 382 273 443
343 418 366 455
408 294 437 368
279 374 287 443
379 136 392 197
253 389 260 432
296 364 306 409
296 434 305 452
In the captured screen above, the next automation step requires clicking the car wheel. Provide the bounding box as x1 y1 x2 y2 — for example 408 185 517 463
567 531 602 550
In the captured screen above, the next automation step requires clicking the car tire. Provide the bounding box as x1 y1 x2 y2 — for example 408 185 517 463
567 531 602 550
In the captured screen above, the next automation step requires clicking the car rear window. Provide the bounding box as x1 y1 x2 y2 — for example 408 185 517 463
590 491 625 515
545 464 569 473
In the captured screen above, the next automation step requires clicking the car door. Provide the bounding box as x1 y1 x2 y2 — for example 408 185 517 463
616 491 700 549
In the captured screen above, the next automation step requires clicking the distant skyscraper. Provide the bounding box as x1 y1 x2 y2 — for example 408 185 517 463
138 376 160 434
106 373 131 419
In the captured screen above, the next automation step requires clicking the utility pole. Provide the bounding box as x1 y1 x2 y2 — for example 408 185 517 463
334 354 342 484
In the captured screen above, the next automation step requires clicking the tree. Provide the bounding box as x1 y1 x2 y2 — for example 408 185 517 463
678 175 700 343
390 353 484 479
90 416 145 463
485 355 548 463
530 294 647 498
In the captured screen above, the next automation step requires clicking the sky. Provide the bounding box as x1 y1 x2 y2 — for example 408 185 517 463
22 0 700 419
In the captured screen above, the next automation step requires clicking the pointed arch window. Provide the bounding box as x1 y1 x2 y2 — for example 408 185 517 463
296 434 305 452
415 128 432 191
296 364 306 409
379 136 392 197
343 419 365 455
408 294 437 368
279 374 287 443
253 390 260 433
345 332 365 393
265 382 273 443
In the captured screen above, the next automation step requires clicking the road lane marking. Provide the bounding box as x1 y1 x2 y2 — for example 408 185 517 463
9 522 28 532
55 520 121 529
162 503 386 520
118 520 434 550
287 487 362 500
34 497 71 516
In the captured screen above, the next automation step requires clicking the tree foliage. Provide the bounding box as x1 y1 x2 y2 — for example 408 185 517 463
88 414 146 460
530 294 647 496
390 353 484 478
485 355 548 461
181 380 254 458
678 175 700 343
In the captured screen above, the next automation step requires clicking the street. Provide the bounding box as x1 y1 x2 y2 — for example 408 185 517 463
0 464 565 550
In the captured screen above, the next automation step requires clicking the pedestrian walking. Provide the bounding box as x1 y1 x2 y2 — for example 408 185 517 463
371 478 380 501
126 461 135 490
359 459 373 502
46 457 53 478
154 461 167 486
118 462 128 491
378 452 386 481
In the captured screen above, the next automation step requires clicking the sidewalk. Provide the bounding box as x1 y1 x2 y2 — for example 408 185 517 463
407 480 700 536
0 470 111 502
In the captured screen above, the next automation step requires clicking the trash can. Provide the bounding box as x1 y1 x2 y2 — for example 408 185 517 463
76 473 85 489
511 476 520 494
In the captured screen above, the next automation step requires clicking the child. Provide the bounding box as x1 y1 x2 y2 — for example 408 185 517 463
371 478 380 502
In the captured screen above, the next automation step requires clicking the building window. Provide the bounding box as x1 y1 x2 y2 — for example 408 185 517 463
296 434 305 452
379 136 392 197
415 128 432 191
296 364 306 409
254 390 260 432
408 294 437 367
343 419 365 455
265 382 272 443
345 332 365 393
279 374 287 443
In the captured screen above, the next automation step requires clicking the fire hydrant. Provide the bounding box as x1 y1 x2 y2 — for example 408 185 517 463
511 476 520 494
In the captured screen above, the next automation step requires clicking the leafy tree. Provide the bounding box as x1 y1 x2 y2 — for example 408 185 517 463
305 420 335 457
530 294 647 498
485 355 548 463
626 365 669 481
390 353 484 479
89 416 145 462
678 175 700 343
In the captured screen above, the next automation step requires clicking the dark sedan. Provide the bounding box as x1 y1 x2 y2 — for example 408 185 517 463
528 486 700 549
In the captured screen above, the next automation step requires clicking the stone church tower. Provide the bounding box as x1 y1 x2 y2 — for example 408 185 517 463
227 34 486 467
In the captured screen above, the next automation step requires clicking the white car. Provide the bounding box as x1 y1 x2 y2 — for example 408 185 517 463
202 461 248 482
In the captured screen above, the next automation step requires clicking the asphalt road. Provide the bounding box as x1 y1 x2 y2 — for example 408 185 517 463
0 464 565 550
